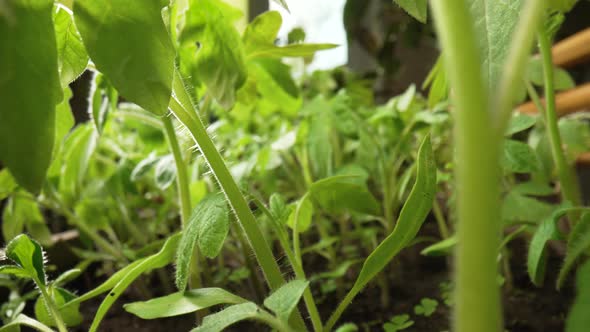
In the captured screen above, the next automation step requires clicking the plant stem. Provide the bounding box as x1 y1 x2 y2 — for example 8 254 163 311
169 72 306 330
433 199 450 239
38 286 68 332
537 28 582 217
430 2 502 332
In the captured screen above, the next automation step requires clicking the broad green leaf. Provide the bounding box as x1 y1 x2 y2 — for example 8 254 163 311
34 287 82 327
74 0 174 115
263 280 309 321
248 58 301 114
124 288 247 319
181 0 247 108
5 235 47 286
287 197 313 232
527 58 575 91
501 139 540 174
270 193 290 224
0 314 54 332
53 4 88 87
0 0 61 193
176 194 229 290
557 212 590 288
394 0 428 23
527 206 575 286
559 118 590 163
154 154 177 190
566 261 590 332
58 123 97 205
469 0 524 92
191 302 259 332
307 97 334 179
505 113 537 136
243 11 336 59
308 176 380 215
502 191 555 223
352 134 436 292
88 234 180 332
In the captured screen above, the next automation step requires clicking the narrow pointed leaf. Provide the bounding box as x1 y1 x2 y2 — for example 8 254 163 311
557 212 590 288
88 234 180 332
353 134 436 291
74 0 174 114
124 288 247 319
0 314 54 332
0 0 61 193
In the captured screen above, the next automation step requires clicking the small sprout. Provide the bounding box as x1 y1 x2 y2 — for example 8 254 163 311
439 281 454 306
414 298 438 317
383 314 414 332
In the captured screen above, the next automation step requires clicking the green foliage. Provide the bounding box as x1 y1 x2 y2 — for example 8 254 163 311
501 139 540 174
34 288 82 327
181 0 247 108
53 4 88 87
4 235 47 286
558 212 590 288
393 0 428 23
308 176 380 215
191 302 259 332
74 0 174 115
566 261 590 332
413 298 438 317
124 288 247 319
383 314 414 332
175 194 229 290
0 0 61 193
263 280 309 321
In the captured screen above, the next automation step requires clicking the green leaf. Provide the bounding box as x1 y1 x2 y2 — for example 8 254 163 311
244 11 336 59
413 298 438 317
53 4 88 87
263 279 309 321
566 261 590 332
352 134 436 292
0 314 54 332
505 113 537 136
501 139 540 174
0 265 30 279
191 302 259 332
469 0 524 92
176 194 229 290
557 212 590 289
512 181 554 196
0 0 61 193
559 118 590 163
527 58 575 91
502 191 556 223
527 206 576 286
74 0 174 115
154 154 177 190
5 235 47 286
53 269 82 287
306 97 334 179
2 195 46 245
248 58 301 114
130 153 160 181
308 175 380 215
0 169 17 200
287 197 313 232
88 234 180 332
181 0 247 108
124 288 247 319
58 123 98 205
34 287 82 327
394 0 428 23
420 236 457 256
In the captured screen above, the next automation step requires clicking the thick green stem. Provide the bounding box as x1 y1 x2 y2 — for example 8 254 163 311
168 72 306 330
430 2 502 332
38 286 68 332
537 28 582 215
162 116 202 289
